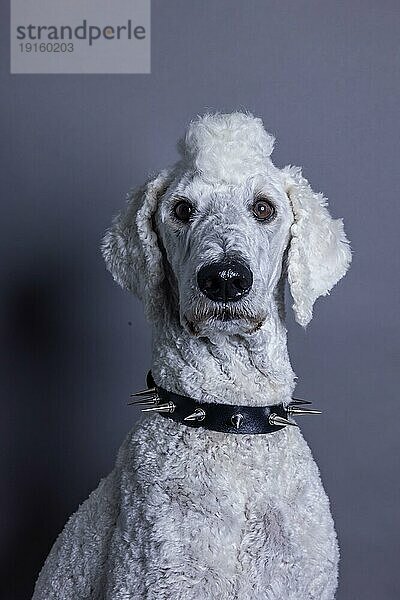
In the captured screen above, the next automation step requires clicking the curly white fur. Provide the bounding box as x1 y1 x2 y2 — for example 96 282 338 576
33 112 351 599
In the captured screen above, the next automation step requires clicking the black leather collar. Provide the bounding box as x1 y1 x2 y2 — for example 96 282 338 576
156 386 290 434
129 372 321 435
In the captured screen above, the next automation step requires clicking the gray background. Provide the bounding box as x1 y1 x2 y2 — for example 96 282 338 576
1 1 399 598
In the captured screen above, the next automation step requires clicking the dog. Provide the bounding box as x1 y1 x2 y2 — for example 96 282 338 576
33 112 351 599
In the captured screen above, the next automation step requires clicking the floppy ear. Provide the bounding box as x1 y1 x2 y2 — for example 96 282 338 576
283 166 352 327
101 169 172 320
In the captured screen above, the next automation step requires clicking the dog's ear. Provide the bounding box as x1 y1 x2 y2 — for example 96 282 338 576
282 166 351 327
101 169 172 319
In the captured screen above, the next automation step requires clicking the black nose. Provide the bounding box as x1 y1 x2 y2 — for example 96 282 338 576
197 260 253 302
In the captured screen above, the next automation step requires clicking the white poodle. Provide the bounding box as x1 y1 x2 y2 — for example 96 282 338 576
33 112 351 599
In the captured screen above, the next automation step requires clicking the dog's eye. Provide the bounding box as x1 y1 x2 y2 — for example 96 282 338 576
173 199 193 223
252 198 275 222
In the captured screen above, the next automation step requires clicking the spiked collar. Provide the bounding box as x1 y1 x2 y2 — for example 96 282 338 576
129 372 321 435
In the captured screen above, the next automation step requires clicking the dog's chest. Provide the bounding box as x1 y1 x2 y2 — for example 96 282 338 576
108 416 308 598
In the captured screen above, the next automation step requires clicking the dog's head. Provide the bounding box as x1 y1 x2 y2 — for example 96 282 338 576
102 112 351 334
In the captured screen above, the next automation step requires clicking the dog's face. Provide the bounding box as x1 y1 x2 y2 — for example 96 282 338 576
155 171 294 336
102 112 351 330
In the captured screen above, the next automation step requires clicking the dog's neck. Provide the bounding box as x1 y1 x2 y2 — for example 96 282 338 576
151 284 295 407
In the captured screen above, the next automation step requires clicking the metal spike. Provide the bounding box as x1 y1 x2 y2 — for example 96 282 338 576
130 387 157 397
289 398 313 406
184 407 206 422
269 413 298 427
128 397 158 406
141 401 176 414
287 407 322 416
231 413 244 430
